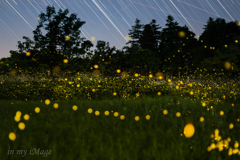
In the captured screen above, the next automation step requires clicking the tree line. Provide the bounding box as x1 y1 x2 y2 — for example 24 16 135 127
0 6 240 79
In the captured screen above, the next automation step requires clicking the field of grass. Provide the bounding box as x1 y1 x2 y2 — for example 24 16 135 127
1 72 240 160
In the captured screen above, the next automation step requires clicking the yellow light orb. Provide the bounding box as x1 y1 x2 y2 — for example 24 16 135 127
90 36 96 41
176 112 181 117
113 92 117 96
104 111 109 116
155 72 164 79
26 52 31 56
45 99 50 105
163 109 168 115
53 103 59 109
202 102 206 107
35 107 40 113
65 36 71 41
146 115 150 120
63 59 68 63
236 21 240 27
14 115 20 122
190 91 194 95
88 108 93 113
134 73 138 77
125 35 131 40
117 69 121 73
114 112 119 117
200 116 204 122
220 110 224 116
18 122 25 130
234 141 239 148
178 31 186 37
23 114 30 120
120 115 125 120
16 111 22 117
157 92 161 96
168 79 171 83
149 74 153 78
94 64 99 69
9 132 16 141
184 123 195 138
95 111 100 116
92 89 96 92
229 123 234 129
224 61 231 70
135 116 140 121
72 105 78 111
121 71 128 78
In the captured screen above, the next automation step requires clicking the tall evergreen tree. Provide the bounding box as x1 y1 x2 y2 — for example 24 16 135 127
126 18 143 48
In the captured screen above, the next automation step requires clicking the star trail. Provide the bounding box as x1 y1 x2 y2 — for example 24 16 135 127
0 0 240 59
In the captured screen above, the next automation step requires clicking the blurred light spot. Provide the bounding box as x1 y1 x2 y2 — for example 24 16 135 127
200 116 204 122
65 36 71 41
63 59 68 63
229 123 234 129
135 116 140 121
178 31 186 37
184 123 195 138
125 35 131 40
163 109 168 115
18 122 25 130
26 52 31 56
72 105 78 111
88 108 93 113
95 111 100 116
23 114 30 120
104 111 109 116
53 103 59 109
225 61 231 70
146 115 150 120
9 132 16 141
90 36 96 41
45 99 50 105
35 107 40 113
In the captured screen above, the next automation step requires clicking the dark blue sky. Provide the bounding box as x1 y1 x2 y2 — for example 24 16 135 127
0 0 240 59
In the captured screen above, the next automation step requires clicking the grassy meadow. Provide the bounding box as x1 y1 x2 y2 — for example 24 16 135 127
1 71 240 160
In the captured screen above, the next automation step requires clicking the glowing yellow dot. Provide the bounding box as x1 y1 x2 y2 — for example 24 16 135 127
23 114 30 120
65 36 71 41
146 115 150 120
117 69 121 73
229 123 234 129
88 108 93 113
235 40 238 43
125 35 131 40
16 111 22 117
168 79 171 83
63 59 68 63
225 44 227 48
104 111 109 116
94 64 99 69
157 92 161 96
163 110 168 115
9 132 16 141
14 115 20 122
234 141 239 148
176 112 181 117
35 107 40 113
220 110 224 116
228 147 233 156
134 73 138 77
120 115 125 120
92 89 96 92
90 36 96 41
77 84 80 87
45 99 50 105
135 116 140 121
113 92 117 96
178 31 185 37
53 103 59 109
225 61 231 70
202 102 206 107
72 105 78 111
149 74 153 78
190 91 194 95
200 116 204 122
18 122 25 130
176 85 179 89
95 111 100 116
114 112 119 117
26 52 31 56
184 123 195 138
232 103 234 107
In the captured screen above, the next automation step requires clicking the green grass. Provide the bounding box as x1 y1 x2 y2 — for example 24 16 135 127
1 73 240 159
1 95 240 160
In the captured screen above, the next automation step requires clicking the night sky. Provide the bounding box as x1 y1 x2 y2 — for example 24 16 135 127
0 0 240 59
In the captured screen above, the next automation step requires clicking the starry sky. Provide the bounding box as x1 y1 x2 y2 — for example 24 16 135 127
0 0 240 59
